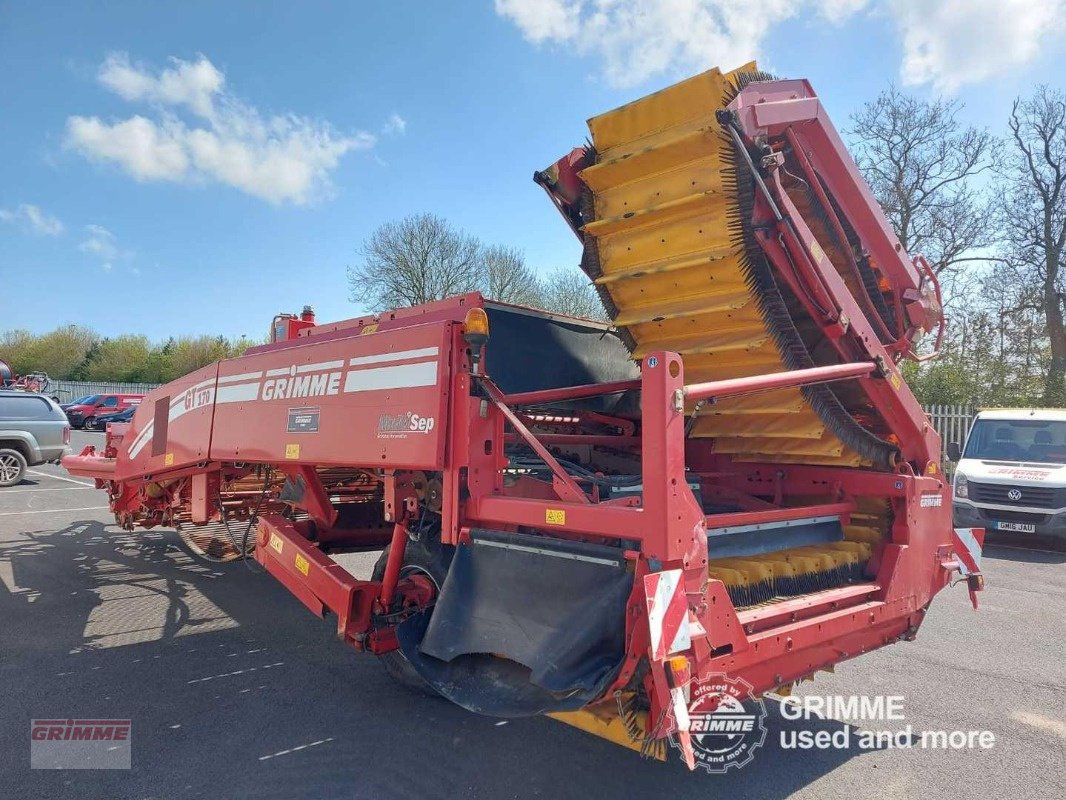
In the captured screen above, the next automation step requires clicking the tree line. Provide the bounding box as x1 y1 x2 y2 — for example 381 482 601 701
0 326 256 384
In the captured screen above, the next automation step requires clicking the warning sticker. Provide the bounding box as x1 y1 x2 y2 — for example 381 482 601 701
287 406 320 433
545 509 566 525
294 553 310 576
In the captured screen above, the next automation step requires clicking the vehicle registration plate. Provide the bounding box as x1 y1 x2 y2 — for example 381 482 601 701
996 521 1035 533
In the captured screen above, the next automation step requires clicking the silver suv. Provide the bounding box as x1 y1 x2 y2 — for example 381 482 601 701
0 391 71 487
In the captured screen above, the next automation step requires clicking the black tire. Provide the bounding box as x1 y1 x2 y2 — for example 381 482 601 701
81 417 93 430
0 448 28 487
371 537 453 696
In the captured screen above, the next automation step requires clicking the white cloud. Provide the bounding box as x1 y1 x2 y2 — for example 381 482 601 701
67 115 190 181
817 0 869 23
494 0 581 42
65 53 378 205
890 0 1064 93
496 0 795 88
98 53 224 118
382 113 407 135
495 0 1061 92
79 224 131 264
0 203 65 236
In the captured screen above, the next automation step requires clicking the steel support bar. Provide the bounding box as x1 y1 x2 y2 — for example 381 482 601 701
479 376 591 504
503 433 640 448
501 378 641 407
683 361 877 404
705 501 854 530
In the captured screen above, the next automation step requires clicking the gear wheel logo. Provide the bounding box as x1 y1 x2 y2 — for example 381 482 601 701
672 673 768 773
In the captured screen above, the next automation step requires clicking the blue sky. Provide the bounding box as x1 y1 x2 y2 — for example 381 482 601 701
1 1 1062 341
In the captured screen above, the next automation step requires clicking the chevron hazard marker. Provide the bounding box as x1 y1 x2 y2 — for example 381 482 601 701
645 569 690 661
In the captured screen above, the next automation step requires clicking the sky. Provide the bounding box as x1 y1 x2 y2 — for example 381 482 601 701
1 0 1063 342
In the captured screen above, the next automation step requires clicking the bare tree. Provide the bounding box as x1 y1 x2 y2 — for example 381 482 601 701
540 268 607 320
482 244 544 306
348 214 482 310
1000 86 1066 405
848 87 996 295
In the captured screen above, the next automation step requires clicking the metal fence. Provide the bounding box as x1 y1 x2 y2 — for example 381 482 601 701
923 404 976 469
49 380 161 404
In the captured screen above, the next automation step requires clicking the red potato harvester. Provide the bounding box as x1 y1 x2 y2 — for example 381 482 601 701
65 64 983 767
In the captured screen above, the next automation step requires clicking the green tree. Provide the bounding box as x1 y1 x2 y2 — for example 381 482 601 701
86 335 153 382
19 325 98 379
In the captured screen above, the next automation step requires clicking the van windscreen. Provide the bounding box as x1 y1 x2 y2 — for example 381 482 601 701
964 419 1066 464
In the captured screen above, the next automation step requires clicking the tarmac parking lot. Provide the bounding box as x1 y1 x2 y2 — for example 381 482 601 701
1 431 1064 800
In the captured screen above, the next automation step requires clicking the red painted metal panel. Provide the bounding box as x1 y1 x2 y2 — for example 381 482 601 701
116 363 220 482
210 323 452 469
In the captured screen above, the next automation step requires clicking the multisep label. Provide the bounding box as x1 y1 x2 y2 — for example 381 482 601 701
377 412 435 439
30 719 132 769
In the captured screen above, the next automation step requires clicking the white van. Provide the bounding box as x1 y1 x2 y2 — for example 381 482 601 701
950 408 1066 543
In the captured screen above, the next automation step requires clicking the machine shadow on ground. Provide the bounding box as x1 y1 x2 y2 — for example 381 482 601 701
0 518 887 800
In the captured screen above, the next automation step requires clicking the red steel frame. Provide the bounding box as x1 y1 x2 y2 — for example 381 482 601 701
62 76 982 766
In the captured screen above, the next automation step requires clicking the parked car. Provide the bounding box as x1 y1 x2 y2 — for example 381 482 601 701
65 393 143 430
84 405 136 430
0 390 71 487
60 395 95 411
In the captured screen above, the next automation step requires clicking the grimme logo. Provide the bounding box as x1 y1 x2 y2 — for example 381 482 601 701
30 718 132 769
679 674 767 773
377 411 435 438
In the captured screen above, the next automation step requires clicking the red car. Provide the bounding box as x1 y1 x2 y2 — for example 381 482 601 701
64 393 143 430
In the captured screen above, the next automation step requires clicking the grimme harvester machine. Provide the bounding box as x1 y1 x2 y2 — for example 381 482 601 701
65 65 985 767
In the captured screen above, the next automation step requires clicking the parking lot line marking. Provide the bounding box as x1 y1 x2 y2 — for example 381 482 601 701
0 506 110 517
27 470 95 487
258 737 334 761
1012 711 1066 739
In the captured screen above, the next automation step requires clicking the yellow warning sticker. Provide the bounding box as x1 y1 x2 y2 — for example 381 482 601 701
889 371 902 390
294 553 310 576
268 532 284 554
361 324 379 335
285 443 300 459
163 453 174 466
545 509 566 526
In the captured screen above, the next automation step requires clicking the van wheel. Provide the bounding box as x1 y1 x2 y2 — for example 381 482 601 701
371 537 453 696
0 448 28 487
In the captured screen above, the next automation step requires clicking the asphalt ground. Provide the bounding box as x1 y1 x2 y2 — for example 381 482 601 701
1 430 1063 799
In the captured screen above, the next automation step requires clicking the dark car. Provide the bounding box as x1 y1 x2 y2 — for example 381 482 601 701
85 406 136 430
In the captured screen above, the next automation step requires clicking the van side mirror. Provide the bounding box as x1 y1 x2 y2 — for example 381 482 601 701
946 442 961 462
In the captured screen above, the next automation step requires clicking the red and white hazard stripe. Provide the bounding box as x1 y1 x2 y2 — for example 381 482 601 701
951 527 984 575
644 569 690 661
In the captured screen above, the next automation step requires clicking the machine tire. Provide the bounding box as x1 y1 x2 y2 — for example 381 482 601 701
371 537 453 697
0 448 28 487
